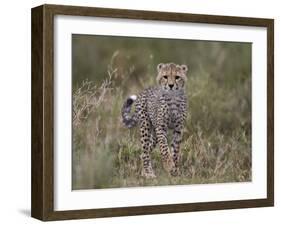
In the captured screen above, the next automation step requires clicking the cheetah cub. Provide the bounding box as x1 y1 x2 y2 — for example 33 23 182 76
122 63 188 178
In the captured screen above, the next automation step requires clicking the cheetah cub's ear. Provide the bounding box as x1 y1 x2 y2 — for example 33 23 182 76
157 63 165 72
156 63 165 84
181 64 188 73
180 64 188 81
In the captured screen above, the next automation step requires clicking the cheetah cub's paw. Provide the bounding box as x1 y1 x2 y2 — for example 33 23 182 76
163 155 177 177
170 167 180 177
141 169 156 179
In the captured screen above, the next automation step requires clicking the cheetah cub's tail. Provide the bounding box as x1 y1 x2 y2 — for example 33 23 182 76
122 95 138 128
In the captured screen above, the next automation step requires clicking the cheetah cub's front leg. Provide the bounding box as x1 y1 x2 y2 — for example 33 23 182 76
155 105 177 176
156 126 177 176
171 123 184 176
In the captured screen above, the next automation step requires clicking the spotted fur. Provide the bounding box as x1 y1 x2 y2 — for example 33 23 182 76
121 63 188 178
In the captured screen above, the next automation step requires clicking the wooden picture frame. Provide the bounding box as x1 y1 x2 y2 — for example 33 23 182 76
31 4 274 221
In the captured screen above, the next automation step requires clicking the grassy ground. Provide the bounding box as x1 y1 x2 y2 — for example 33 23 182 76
72 35 252 189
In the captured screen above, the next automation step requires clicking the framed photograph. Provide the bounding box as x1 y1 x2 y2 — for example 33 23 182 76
31 4 274 221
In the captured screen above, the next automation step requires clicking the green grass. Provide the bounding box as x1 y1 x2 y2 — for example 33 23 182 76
72 35 251 189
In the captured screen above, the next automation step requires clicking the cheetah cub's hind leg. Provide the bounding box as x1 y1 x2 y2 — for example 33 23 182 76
139 118 156 179
149 129 157 153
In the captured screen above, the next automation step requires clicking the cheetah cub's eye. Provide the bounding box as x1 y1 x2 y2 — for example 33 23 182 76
175 76 180 80
163 76 168 79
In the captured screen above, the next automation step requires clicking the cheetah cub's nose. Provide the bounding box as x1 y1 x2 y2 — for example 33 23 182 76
169 84 174 89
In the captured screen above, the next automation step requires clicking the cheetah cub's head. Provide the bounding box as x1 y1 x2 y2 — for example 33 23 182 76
156 63 188 91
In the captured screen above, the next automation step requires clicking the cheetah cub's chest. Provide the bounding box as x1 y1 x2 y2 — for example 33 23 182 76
162 91 186 129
